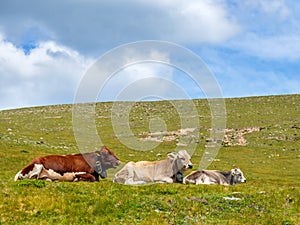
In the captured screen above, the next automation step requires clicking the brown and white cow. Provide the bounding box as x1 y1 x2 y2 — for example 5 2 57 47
113 150 193 185
14 146 120 182
183 168 246 185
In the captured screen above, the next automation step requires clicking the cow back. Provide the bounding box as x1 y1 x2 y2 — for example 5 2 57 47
38 154 94 174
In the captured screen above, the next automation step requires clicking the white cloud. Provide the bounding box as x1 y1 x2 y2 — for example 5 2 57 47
0 0 240 55
98 62 177 101
244 0 290 20
231 33 300 60
81 46 179 102
147 0 240 43
0 33 92 110
221 1 300 60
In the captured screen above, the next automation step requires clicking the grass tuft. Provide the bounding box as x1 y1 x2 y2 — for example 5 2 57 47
16 179 47 188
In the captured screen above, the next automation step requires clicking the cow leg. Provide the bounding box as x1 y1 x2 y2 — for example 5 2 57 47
92 171 100 181
58 172 77 182
195 178 204 185
114 164 134 184
155 177 173 184
124 178 146 185
114 164 147 185
123 167 148 185
28 164 44 179
186 178 196 184
196 176 217 185
75 173 97 182
38 167 52 180
121 167 146 185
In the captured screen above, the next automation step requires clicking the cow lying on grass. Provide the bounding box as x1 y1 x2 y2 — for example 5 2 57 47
113 150 193 185
183 168 246 185
14 146 120 182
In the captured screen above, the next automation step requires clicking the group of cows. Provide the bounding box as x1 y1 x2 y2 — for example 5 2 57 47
14 146 246 186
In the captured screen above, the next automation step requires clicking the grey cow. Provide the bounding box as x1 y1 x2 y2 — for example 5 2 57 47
183 168 246 185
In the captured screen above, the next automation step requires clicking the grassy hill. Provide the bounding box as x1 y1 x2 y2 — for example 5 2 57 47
0 95 299 224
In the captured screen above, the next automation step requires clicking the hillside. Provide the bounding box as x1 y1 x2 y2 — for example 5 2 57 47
0 94 299 224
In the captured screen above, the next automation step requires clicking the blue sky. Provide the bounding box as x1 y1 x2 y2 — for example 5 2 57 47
0 0 299 110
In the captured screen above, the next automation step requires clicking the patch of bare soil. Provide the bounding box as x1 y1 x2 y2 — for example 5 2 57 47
139 128 198 146
221 127 260 146
139 127 261 147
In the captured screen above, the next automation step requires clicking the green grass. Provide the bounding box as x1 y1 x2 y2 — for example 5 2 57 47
0 95 299 224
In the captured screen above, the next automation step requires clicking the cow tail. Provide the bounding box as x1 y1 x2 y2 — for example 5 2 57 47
14 170 22 181
19 163 36 178
14 163 35 181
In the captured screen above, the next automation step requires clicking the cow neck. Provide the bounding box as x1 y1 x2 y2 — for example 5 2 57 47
220 170 234 185
230 175 234 185
171 157 180 176
226 171 235 185
94 152 102 174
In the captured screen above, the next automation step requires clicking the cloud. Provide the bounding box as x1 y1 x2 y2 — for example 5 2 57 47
231 34 300 61
145 0 240 44
76 42 218 104
0 35 206 110
98 63 177 101
0 33 92 110
77 45 196 102
243 0 290 20
222 1 300 60
0 0 240 55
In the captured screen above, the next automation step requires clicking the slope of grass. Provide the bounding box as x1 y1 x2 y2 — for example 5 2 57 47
0 95 299 224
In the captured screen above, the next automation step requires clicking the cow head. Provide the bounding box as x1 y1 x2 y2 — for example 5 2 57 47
179 150 193 169
230 168 246 184
95 146 120 178
168 150 193 177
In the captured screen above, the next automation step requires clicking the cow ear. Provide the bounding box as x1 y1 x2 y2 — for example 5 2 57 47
101 147 108 152
168 153 176 160
231 169 235 176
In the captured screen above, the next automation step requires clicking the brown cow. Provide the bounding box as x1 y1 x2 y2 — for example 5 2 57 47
14 146 120 182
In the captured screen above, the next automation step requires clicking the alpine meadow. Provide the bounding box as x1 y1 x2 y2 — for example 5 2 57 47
0 95 299 224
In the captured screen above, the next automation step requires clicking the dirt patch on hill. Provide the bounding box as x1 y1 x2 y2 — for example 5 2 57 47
139 128 197 146
139 127 260 147
221 127 260 146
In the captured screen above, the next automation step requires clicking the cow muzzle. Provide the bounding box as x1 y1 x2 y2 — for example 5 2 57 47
186 164 193 169
114 160 121 167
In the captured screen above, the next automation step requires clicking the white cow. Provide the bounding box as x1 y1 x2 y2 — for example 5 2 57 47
183 168 246 185
113 150 193 185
